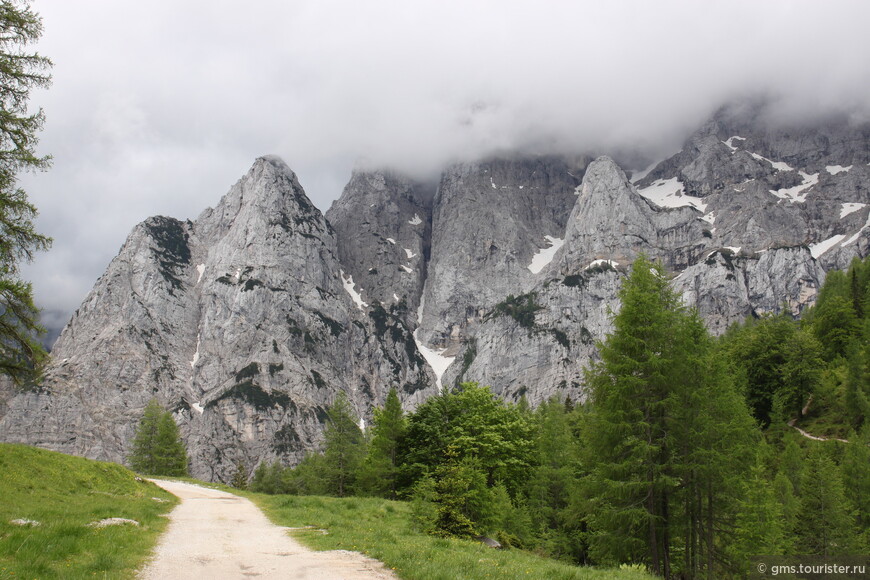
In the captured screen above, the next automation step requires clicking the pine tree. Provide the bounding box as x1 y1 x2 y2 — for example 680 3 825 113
129 399 162 475
0 0 53 384
583 255 758 578
671 320 756 577
583 256 685 575
795 446 855 556
431 452 489 538
841 430 870 550
129 399 188 476
526 396 583 562
730 457 788 562
322 391 364 497
230 461 248 490
154 410 188 476
250 460 284 494
359 387 406 498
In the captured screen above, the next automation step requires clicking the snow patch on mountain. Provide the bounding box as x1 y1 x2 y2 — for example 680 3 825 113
340 271 368 310
528 235 565 274
637 178 707 212
769 171 819 203
844 213 870 246
841 203 866 218
413 330 454 392
748 152 793 172
723 136 746 151
810 235 846 258
585 259 618 270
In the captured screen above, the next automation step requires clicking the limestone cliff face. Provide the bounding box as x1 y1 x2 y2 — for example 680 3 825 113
418 156 587 348
325 168 435 329
3 107 870 481
0 157 436 482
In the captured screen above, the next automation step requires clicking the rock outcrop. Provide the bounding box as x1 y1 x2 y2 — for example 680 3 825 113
0 157 437 482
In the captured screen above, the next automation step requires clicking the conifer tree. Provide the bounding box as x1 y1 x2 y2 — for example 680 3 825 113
730 458 788 562
795 446 855 556
322 391 364 497
671 319 756 577
583 256 685 575
154 410 188 476
359 387 406 498
129 399 188 476
526 396 582 561
841 430 870 550
230 461 248 490
583 255 758 578
0 0 53 384
129 399 162 475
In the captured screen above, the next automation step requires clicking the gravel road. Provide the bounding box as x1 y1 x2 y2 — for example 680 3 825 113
138 479 398 579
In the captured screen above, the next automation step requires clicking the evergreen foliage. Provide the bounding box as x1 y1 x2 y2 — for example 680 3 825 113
358 387 406 498
0 0 52 384
230 461 248 490
795 446 856 556
322 391 364 497
128 399 188 476
582 255 756 577
721 312 823 426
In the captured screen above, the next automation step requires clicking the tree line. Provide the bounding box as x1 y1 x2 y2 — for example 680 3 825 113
247 254 870 578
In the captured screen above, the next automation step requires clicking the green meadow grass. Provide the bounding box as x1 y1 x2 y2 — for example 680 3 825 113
0 443 177 579
251 493 655 580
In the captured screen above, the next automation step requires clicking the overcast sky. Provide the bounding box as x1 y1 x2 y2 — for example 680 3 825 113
19 0 870 339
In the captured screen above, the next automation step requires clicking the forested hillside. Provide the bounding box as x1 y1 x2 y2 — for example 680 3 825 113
249 255 870 579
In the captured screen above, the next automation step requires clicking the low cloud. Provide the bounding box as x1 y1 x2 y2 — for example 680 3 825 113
20 0 870 335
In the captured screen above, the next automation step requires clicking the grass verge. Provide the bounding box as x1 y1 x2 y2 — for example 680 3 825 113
0 443 177 579
251 493 654 580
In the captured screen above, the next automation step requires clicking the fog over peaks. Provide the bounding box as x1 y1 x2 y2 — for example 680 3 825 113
20 0 870 338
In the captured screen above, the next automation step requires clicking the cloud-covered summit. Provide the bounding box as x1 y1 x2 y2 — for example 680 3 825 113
21 0 870 342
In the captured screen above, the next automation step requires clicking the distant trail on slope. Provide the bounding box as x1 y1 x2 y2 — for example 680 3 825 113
139 479 397 580
788 419 849 443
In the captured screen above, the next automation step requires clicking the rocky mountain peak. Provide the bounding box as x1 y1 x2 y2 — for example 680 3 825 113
3 108 870 484
555 155 707 274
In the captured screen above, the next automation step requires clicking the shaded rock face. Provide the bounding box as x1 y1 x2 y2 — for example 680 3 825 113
418 156 588 347
325 169 435 329
3 107 870 481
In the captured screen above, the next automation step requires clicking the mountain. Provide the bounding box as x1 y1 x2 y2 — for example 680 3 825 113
0 157 436 481
2 104 869 481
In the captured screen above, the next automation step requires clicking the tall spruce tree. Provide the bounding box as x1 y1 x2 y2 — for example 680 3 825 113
671 317 756 577
583 256 685 576
526 396 583 562
583 255 757 578
129 399 188 476
322 391 364 497
359 387 406 498
0 0 52 383
842 429 870 551
795 446 856 556
730 457 788 562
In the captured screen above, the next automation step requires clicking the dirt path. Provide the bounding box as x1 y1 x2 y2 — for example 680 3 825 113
139 479 398 580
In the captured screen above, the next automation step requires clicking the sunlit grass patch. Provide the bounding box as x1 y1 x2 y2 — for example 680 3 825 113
251 493 654 580
0 443 177 579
